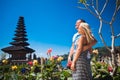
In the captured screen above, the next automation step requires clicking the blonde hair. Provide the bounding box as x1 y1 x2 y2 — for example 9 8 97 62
80 23 94 44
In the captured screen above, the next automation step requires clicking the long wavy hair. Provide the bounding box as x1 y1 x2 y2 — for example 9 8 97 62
79 23 94 44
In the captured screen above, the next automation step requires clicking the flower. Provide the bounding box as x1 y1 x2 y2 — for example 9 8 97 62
53 56 58 60
92 49 99 55
47 48 52 55
31 66 34 70
28 61 33 66
57 56 63 62
21 68 26 74
50 56 54 61
11 65 18 70
108 66 113 72
67 61 72 68
33 60 38 66
2 59 8 64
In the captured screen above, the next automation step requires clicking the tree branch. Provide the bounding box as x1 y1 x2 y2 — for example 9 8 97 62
96 0 99 11
109 2 118 39
115 33 120 38
81 1 109 25
84 1 111 51
84 4 98 18
117 0 120 11
77 6 87 10
100 0 109 15
91 3 100 16
110 1 118 25
117 5 120 10
92 0 94 6
98 20 111 51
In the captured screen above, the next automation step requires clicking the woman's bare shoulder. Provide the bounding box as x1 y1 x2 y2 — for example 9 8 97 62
78 35 86 43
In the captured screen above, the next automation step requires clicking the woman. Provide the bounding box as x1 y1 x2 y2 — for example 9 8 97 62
71 23 96 80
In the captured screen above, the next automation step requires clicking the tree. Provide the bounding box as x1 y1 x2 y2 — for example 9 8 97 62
33 53 37 60
0 53 6 60
78 0 120 76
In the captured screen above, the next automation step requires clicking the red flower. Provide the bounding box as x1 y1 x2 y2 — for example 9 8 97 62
108 66 113 72
47 48 52 55
67 61 72 68
28 61 33 66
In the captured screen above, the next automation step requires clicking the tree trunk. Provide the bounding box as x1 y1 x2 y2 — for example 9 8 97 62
111 49 118 76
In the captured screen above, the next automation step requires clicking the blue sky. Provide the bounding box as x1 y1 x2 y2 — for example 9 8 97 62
0 0 120 58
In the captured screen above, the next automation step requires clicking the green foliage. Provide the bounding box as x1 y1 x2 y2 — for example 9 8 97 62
0 59 71 80
91 54 120 80
1 51 120 80
39 60 71 80
113 66 120 80
0 64 10 73
91 54 111 79
79 0 86 4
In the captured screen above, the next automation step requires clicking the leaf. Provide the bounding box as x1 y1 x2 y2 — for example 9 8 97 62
97 69 109 74
61 70 71 77
79 0 86 4
94 74 101 78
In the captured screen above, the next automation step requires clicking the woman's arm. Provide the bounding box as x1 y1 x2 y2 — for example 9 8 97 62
68 43 74 61
71 36 84 71
83 37 97 52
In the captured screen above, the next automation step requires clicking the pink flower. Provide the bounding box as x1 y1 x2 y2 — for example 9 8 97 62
28 61 33 66
108 66 113 72
53 56 58 59
47 48 52 55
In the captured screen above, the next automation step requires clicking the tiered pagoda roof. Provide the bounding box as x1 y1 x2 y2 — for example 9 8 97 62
1 16 35 54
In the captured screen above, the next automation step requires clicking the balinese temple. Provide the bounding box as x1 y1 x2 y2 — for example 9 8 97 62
1 16 35 64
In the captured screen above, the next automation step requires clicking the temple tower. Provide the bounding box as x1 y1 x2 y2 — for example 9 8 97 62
1 16 35 64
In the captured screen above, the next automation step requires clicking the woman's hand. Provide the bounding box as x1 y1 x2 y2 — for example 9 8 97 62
68 56 71 62
70 62 76 71
67 61 72 69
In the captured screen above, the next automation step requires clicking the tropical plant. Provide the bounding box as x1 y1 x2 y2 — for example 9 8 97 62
91 50 120 80
0 56 71 80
